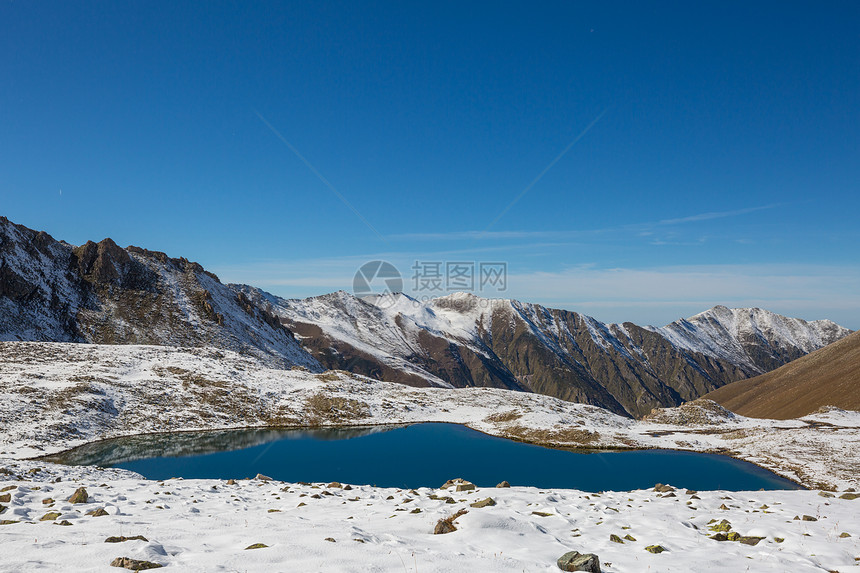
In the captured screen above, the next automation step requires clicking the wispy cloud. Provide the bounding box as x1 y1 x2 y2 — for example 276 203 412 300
390 203 782 242
656 204 780 225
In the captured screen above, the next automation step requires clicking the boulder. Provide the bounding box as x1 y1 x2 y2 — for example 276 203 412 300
110 557 163 570
645 545 666 554
254 474 273 481
441 478 476 491
653 484 675 493
496 481 511 488
68 487 88 504
556 551 601 572
470 497 496 508
434 509 468 535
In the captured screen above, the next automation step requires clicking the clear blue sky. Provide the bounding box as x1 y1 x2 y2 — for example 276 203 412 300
2 1 858 328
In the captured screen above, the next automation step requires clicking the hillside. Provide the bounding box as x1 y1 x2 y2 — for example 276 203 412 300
706 329 860 419
0 216 320 370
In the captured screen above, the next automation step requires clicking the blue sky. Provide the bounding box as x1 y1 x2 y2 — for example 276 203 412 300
2 1 858 328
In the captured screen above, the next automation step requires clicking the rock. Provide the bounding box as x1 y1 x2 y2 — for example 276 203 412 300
653 484 675 493
89 508 109 517
708 519 732 532
254 474 272 481
56 520 72 526
0 493 10 503
68 487 88 504
410 508 421 514
327 482 342 489
469 497 496 508
110 557 163 570
0 520 18 525
839 532 851 538
609 534 623 544
532 511 553 517
0 504 5 514
685 490 698 495
738 536 764 546
773 537 784 543
818 491 835 498
802 515 818 521
226 479 236 485
623 534 636 542
40 511 62 521
645 545 666 554
840 492 860 500
244 543 268 550
710 533 729 541
496 481 511 488
441 478 476 491
41 498 54 505
434 509 468 534
343 484 353 491
556 551 601 572
434 520 457 535
105 536 148 543
726 532 740 541
324 537 336 542
719 503 729 510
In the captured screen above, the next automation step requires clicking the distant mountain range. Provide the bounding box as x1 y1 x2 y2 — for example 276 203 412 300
0 215 852 418
234 286 850 418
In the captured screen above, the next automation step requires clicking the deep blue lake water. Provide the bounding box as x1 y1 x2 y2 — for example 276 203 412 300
49 423 802 491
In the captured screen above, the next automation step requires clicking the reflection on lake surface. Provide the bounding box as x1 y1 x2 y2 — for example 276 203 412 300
46 423 803 491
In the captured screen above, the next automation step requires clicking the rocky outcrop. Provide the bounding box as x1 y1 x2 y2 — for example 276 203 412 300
0 216 320 370
557 551 601 572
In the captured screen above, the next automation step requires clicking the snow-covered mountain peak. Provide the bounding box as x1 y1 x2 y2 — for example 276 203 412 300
655 305 851 374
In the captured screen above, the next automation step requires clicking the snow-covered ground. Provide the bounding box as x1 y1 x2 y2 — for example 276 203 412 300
1 462 858 572
1 341 859 571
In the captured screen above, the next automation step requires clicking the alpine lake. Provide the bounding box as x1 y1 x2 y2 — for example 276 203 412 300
44 423 802 492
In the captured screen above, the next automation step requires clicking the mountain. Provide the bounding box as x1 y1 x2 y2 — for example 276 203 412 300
705 329 860 419
0 216 320 370
233 286 850 418
652 305 848 375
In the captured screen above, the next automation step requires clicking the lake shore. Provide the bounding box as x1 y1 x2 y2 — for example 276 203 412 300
1 459 858 572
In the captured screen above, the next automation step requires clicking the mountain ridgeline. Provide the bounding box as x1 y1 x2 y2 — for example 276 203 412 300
234 287 850 418
0 216 320 370
0 216 851 418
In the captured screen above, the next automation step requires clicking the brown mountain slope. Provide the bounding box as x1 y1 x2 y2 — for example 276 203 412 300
705 329 860 419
